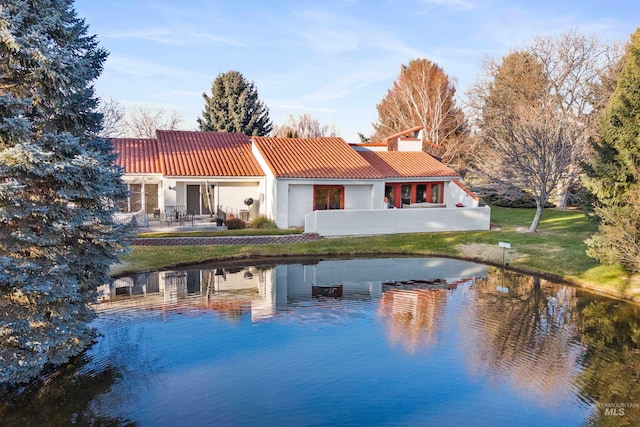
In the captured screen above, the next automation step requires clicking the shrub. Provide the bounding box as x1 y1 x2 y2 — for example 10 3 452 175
250 215 278 229
225 217 246 230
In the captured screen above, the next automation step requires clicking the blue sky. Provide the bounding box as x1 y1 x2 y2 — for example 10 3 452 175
75 0 639 141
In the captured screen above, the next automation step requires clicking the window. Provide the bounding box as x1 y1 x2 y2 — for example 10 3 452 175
384 185 395 208
314 186 343 210
416 184 427 203
385 182 444 207
144 184 158 214
129 184 142 212
401 185 412 206
430 183 442 203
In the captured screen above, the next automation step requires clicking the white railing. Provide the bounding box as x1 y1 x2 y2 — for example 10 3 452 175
305 206 491 237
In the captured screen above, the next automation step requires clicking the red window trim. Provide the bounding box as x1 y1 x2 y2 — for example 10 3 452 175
313 185 345 210
385 182 444 207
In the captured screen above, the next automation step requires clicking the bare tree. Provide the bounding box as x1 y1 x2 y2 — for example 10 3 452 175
271 113 338 138
373 58 468 164
97 97 126 138
125 106 182 139
477 103 576 232
530 30 623 208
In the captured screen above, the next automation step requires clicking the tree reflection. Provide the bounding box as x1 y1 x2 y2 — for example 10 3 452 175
575 299 640 426
460 268 582 404
379 288 449 353
0 353 134 426
0 313 162 426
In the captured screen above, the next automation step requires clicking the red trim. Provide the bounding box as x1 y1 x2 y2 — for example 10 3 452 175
386 182 444 206
313 185 344 210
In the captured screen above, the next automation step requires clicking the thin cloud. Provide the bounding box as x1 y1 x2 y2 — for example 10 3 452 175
105 54 207 80
421 0 476 11
104 27 243 47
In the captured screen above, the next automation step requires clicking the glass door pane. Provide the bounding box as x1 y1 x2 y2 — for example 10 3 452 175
430 183 442 203
144 184 158 214
315 187 329 210
129 184 142 212
385 185 394 208
401 184 412 206
416 184 427 203
328 187 342 209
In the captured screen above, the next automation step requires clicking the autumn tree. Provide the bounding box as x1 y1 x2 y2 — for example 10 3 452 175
0 0 128 385
582 29 640 272
198 70 272 136
372 58 467 164
271 113 337 138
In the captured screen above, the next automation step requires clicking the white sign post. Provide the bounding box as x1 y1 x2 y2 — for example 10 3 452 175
498 242 511 265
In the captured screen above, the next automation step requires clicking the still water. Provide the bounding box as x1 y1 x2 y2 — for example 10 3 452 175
3 257 640 426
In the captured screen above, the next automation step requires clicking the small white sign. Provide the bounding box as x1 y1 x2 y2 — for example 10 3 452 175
498 241 511 249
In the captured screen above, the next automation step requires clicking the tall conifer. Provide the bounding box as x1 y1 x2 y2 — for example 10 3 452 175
0 0 128 385
198 70 272 136
583 28 640 271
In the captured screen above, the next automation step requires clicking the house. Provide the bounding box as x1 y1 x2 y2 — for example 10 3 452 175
112 129 490 236
114 130 265 222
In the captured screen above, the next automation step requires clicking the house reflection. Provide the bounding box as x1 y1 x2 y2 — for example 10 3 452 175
98 258 487 323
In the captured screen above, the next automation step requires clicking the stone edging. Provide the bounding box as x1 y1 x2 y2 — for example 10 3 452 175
132 233 321 246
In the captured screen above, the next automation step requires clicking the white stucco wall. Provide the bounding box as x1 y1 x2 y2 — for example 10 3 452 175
446 181 480 208
345 185 374 210
278 180 384 228
287 184 313 228
305 206 491 236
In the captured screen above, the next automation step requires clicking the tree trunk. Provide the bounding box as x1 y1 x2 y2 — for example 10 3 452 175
556 185 569 210
529 200 544 232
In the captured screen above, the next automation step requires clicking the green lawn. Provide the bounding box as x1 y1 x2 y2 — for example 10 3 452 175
115 206 637 302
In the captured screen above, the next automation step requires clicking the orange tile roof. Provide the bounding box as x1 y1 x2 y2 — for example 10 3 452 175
112 138 161 174
358 151 459 178
156 130 264 177
253 136 384 179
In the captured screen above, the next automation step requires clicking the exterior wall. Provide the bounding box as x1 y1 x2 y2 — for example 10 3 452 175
161 177 264 217
446 181 480 208
305 206 491 236
251 143 277 223
276 179 384 228
345 185 375 210
287 184 313 228
397 139 422 152
218 182 262 217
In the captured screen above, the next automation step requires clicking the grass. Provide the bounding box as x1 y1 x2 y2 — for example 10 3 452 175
115 206 637 303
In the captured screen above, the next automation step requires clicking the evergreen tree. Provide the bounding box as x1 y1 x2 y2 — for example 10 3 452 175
583 28 640 271
0 0 128 385
198 70 272 136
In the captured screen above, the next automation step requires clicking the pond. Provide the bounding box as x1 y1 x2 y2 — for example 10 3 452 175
2 257 640 426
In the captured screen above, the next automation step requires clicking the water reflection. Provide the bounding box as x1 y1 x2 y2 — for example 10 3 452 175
460 269 584 406
3 258 640 426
